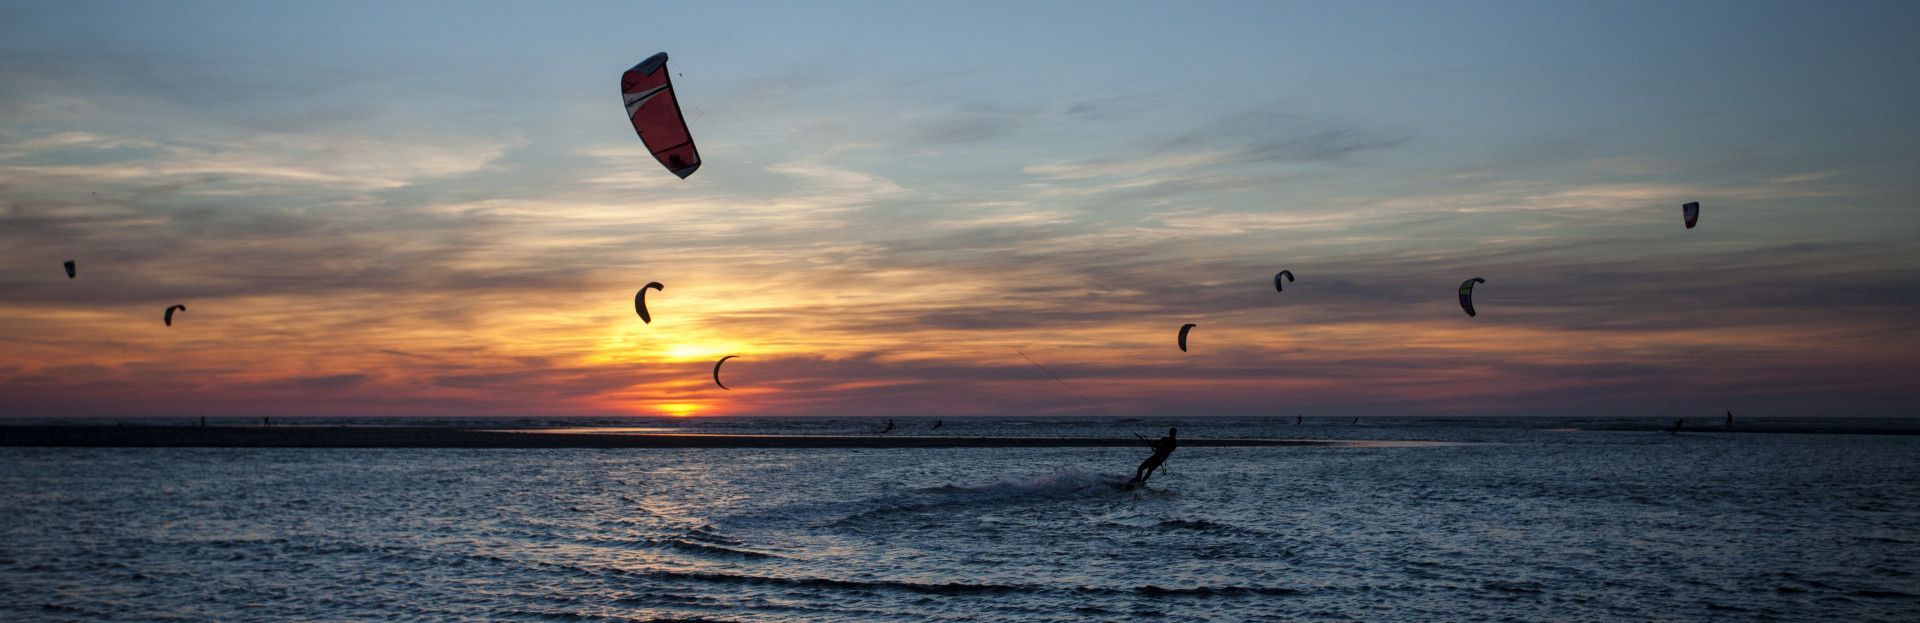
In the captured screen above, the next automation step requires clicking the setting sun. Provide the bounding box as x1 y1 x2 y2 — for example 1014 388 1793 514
655 402 705 417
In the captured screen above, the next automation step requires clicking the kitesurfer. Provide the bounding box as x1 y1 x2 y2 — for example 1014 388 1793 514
1132 428 1177 485
880 419 895 434
1665 419 1683 434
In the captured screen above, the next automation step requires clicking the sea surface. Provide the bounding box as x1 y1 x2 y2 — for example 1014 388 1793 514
3 417 1917 621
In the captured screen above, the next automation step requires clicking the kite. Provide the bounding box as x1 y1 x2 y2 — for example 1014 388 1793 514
713 355 737 390
1458 278 1486 318
1178 323 1196 352
635 282 664 324
621 52 701 178
164 304 186 327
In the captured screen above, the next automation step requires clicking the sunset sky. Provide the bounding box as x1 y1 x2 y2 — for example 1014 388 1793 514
3 1 1917 419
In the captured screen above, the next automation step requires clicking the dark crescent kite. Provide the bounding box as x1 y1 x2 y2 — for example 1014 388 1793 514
1458 278 1486 318
713 355 737 390
635 282 664 324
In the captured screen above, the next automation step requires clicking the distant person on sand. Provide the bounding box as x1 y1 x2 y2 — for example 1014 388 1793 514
1132 428 1177 485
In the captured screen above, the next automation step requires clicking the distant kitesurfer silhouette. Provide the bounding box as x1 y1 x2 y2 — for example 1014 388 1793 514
879 419 894 434
1132 428 1177 485
1295 415 1302 426
1665 419 1683 434
1725 410 1733 428
932 419 943 430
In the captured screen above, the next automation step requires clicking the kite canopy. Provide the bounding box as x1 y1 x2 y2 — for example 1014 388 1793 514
634 282 665 324
1458 278 1486 318
713 355 737 390
1274 270 1294 292
164 304 186 326
1682 201 1700 229
63 260 75 279
1178 323 1197 352
621 52 701 179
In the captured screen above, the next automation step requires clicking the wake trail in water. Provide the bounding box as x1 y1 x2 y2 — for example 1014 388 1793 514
918 466 1139 498
806 467 1147 531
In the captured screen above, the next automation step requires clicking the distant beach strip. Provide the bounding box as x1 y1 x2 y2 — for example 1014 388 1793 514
0 426 1462 449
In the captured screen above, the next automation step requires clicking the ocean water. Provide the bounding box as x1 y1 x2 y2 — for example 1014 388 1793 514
2 418 1917 621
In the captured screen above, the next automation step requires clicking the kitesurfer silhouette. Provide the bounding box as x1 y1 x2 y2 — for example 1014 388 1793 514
879 419 895 434
1132 428 1177 485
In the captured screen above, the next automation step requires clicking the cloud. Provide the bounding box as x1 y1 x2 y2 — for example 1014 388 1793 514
1161 110 1415 165
0 132 517 192
0 131 150 160
3 17 1917 420
260 373 372 391
1024 152 1234 181
909 102 1037 144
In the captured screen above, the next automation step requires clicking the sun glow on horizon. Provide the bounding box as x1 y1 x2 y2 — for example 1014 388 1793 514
582 322 761 366
662 342 745 361
655 402 705 417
